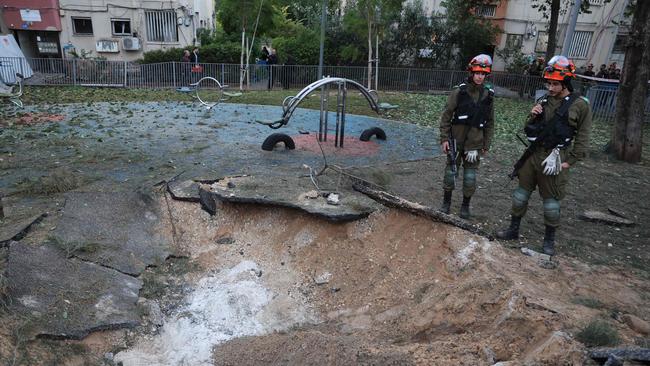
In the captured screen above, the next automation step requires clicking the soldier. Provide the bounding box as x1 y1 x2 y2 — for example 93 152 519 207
496 55 592 256
439 54 495 219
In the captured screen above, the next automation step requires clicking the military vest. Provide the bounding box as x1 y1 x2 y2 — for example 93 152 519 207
452 83 494 129
525 93 579 149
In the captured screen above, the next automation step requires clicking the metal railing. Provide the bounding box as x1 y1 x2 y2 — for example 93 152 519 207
2 56 648 122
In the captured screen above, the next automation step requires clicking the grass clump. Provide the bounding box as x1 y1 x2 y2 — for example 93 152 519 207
13 167 91 195
572 297 605 309
575 318 621 347
50 237 102 258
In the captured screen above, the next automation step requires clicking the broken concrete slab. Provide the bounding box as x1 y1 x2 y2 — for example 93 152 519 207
167 180 201 202
200 175 381 221
590 348 650 363
579 210 635 226
521 247 557 269
5 241 142 340
52 192 173 275
0 213 46 246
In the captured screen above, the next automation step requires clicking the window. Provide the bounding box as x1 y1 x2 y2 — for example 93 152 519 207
612 34 628 53
535 31 548 53
72 17 93 35
568 31 593 59
476 5 496 17
505 34 523 49
111 19 131 36
145 10 178 43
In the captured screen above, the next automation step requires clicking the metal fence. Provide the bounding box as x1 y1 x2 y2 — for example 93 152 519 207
2 56 648 122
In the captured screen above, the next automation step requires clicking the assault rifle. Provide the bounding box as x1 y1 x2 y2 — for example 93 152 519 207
448 133 458 181
509 133 531 179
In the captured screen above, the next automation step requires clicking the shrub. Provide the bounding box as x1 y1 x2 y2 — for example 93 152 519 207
272 31 320 65
576 319 621 347
141 42 242 64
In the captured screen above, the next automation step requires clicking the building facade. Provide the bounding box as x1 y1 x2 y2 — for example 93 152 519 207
0 0 215 61
417 0 630 72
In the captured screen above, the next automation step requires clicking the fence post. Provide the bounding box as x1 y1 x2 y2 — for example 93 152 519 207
72 58 77 85
123 61 127 87
172 62 176 88
406 69 411 92
221 63 225 85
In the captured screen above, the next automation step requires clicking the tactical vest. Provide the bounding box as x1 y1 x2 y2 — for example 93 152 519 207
525 93 579 149
452 83 494 129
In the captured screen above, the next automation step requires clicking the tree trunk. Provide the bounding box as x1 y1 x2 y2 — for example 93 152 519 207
612 1 649 163
545 0 560 62
367 11 373 90
352 183 495 240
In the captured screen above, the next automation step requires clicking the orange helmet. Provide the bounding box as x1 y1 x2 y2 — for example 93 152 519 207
543 55 576 81
468 54 492 73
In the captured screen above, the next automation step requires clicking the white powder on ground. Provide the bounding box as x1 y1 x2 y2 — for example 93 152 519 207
115 260 316 366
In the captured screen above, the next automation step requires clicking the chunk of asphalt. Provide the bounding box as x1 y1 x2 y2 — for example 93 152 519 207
201 175 380 222
0 213 46 246
167 180 201 202
6 241 142 340
52 192 173 276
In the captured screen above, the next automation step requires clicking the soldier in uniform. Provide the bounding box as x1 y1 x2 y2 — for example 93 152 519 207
496 55 592 255
439 54 495 219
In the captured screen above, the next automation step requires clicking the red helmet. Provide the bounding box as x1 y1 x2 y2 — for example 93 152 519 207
468 54 492 73
543 55 576 81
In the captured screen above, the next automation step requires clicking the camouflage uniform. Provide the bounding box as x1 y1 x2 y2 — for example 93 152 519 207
439 80 495 216
510 94 592 227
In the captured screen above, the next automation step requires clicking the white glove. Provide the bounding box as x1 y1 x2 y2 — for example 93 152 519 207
465 150 478 163
542 148 562 175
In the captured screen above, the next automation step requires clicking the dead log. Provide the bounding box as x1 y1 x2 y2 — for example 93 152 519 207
579 210 635 227
352 183 494 240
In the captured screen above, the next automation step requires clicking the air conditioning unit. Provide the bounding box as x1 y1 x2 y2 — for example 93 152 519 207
122 37 140 51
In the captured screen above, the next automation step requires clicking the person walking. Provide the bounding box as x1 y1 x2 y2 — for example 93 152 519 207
190 47 199 65
181 50 191 85
267 48 278 90
439 54 495 219
496 55 592 256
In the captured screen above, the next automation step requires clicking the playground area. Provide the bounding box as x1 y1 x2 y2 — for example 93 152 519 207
0 83 649 365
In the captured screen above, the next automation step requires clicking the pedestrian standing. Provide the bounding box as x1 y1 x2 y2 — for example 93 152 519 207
496 55 592 256
439 54 495 219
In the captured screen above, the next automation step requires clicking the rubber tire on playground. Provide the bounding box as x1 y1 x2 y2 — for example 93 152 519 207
359 127 386 142
262 133 296 151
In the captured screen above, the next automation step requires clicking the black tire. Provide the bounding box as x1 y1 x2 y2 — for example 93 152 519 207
262 133 296 151
359 127 387 142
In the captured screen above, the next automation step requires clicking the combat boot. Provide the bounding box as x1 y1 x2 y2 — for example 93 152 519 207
543 225 556 256
439 191 452 214
460 196 471 219
495 215 521 240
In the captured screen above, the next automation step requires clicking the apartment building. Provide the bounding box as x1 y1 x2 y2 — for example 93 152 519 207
418 0 629 71
0 0 215 61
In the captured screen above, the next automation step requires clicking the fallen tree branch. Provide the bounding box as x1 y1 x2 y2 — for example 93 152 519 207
352 183 494 240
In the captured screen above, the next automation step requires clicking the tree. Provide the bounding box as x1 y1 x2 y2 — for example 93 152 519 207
439 0 501 69
344 0 402 88
531 0 610 60
217 0 275 36
381 0 435 67
612 0 649 162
